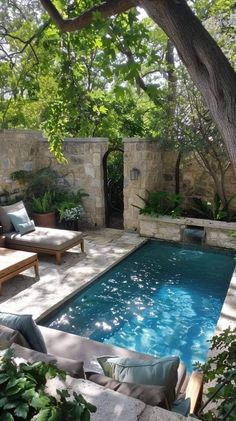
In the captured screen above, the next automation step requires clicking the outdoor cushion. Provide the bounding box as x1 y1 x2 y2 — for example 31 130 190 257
8 207 34 234
5 227 83 251
0 324 31 349
0 312 47 353
97 355 180 406
86 371 170 409
11 343 85 379
0 201 25 233
18 220 35 235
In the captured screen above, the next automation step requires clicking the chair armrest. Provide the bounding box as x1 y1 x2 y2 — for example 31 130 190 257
185 371 203 414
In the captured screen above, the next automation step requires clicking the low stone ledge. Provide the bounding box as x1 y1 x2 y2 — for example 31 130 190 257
47 377 188 421
139 215 236 249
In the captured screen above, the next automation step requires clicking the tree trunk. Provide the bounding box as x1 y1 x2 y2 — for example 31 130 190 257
141 0 236 174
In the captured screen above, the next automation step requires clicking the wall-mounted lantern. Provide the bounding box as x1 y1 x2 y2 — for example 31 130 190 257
130 167 140 180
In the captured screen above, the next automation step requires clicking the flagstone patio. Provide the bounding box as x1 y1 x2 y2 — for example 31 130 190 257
0 229 146 321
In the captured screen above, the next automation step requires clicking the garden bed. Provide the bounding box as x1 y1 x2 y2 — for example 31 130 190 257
139 215 236 249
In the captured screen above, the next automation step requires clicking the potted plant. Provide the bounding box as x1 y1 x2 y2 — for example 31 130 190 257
55 190 88 230
0 348 96 420
32 191 57 228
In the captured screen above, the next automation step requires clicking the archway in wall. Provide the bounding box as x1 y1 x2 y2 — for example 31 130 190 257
103 148 124 229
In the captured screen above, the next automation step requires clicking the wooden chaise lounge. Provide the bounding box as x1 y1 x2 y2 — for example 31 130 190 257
0 201 84 265
0 248 39 292
4 227 84 265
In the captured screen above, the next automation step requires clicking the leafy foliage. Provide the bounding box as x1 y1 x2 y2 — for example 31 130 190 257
191 193 236 221
11 167 60 198
135 190 183 217
31 191 57 213
54 190 89 221
195 328 236 420
0 348 96 420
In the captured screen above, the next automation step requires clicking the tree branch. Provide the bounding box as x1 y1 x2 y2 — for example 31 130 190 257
39 0 138 32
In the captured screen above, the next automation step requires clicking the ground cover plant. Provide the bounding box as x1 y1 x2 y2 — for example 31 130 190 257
195 327 236 420
0 349 96 421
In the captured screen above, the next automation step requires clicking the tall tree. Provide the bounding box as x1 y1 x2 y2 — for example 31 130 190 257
39 0 236 173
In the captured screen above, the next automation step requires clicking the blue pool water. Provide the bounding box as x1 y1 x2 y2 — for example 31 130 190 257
42 240 235 371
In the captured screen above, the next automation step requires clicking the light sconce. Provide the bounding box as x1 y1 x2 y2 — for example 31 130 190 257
130 167 140 180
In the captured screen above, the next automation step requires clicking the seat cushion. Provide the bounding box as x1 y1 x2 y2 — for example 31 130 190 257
11 343 85 379
97 356 179 406
5 227 83 251
0 324 31 349
0 312 46 353
86 371 170 409
0 201 25 233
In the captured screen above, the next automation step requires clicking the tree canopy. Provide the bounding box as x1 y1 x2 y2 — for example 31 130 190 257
0 0 235 170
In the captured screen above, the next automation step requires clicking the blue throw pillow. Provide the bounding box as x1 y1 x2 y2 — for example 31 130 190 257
8 208 32 233
97 355 179 406
18 220 35 235
0 312 47 353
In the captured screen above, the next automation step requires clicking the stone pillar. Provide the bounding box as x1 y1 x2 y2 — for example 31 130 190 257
123 138 163 231
38 137 108 227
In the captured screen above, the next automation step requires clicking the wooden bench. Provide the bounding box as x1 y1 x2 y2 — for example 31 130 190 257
0 248 39 292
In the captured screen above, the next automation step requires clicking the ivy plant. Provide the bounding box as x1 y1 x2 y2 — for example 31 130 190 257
0 349 96 421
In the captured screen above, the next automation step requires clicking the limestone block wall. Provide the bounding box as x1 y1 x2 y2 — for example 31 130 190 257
0 129 108 227
0 129 43 201
123 138 163 231
161 152 236 210
38 137 108 226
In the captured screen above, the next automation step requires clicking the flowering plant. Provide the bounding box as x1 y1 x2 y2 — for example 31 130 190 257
62 205 85 221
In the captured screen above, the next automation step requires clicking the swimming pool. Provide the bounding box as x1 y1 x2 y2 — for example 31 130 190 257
42 240 235 371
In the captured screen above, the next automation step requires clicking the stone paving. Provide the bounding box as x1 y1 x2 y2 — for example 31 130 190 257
0 229 146 320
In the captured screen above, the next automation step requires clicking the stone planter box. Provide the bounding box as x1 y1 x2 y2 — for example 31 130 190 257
139 215 236 249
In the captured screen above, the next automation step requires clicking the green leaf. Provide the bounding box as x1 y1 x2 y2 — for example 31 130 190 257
3 402 18 410
21 388 35 401
14 403 29 419
0 397 8 407
37 408 52 421
0 374 10 384
6 378 23 390
31 394 51 410
6 385 22 396
2 412 14 421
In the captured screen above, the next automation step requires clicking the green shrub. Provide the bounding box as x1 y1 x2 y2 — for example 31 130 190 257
195 328 236 420
54 190 89 222
0 348 96 420
192 193 236 222
134 190 183 218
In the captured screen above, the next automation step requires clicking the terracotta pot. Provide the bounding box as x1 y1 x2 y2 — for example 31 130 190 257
32 212 56 228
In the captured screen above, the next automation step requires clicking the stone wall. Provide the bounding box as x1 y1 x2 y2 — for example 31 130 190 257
123 138 236 231
0 129 108 227
123 139 163 231
1 131 236 231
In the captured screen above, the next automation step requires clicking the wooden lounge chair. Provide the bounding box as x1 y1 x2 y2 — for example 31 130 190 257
0 248 39 292
0 201 84 264
4 227 84 265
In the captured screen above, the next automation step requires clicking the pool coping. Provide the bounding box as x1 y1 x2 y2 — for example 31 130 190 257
0 231 147 322
36 235 148 323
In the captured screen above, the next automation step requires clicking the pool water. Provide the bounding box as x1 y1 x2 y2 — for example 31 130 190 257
42 240 235 371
